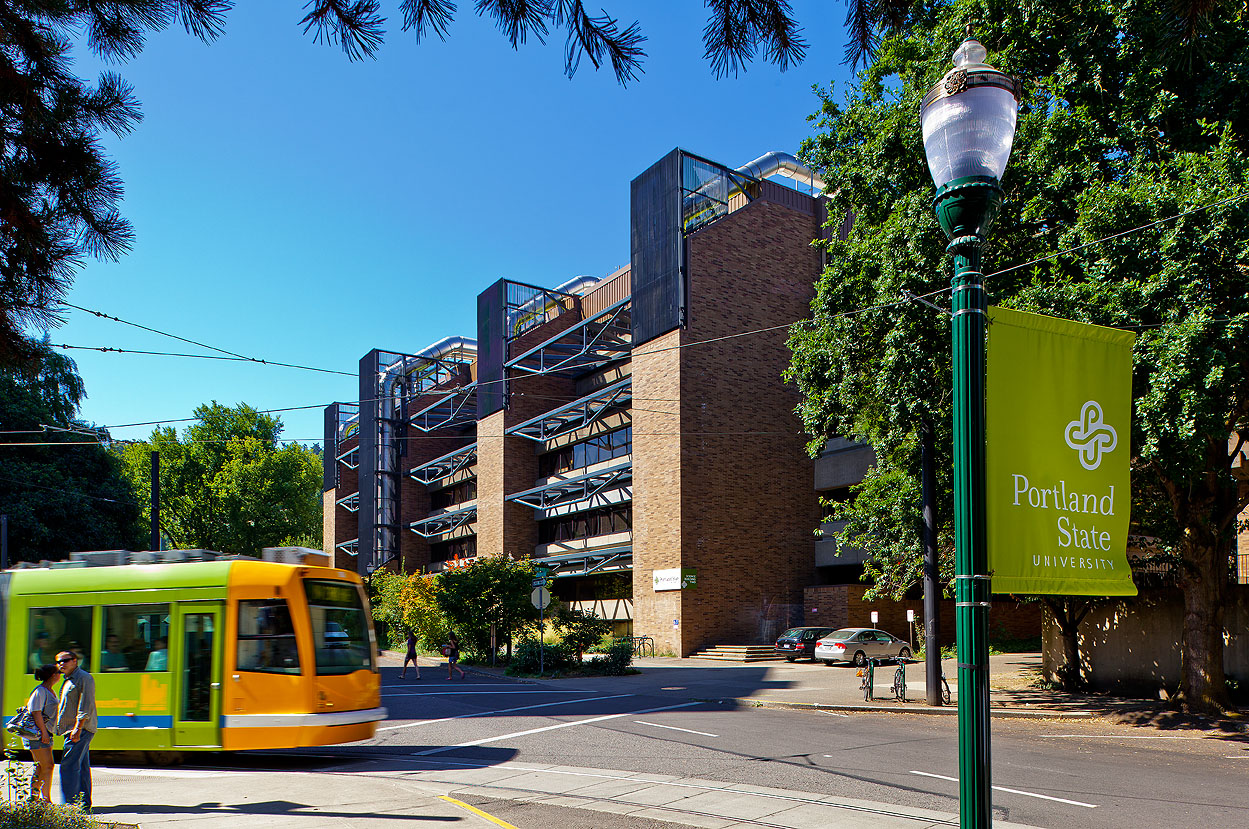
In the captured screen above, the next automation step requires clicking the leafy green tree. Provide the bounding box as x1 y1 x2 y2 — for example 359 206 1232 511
553 603 611 662
432 556 539 660
788 0 1249 712
366 567 407 650
116 402 323 555
0 338 143 560
398 571 448 651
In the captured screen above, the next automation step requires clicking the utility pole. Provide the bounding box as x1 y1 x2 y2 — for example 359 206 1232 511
150 450 161 552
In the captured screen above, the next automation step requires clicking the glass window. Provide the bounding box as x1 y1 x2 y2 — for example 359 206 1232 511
237 600 301 674
304 580 375 675
101 605 171 671
29 607 93 673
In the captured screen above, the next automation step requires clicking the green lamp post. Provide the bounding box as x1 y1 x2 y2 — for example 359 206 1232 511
920 36 1021 829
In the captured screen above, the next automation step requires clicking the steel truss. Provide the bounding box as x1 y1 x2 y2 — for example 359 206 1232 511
408 504 478 538
506 377 631 442
335 538 359 557
534 545 632 578
506 459 632 511
409 443 478 486
336 492 360 513
505 297 632 376
409 383 478 432
335 446 359 469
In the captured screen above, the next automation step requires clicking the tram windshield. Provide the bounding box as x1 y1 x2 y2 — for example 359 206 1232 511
304 579 375 675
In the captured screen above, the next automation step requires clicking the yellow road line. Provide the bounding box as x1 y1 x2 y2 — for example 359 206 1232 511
437 795 520 829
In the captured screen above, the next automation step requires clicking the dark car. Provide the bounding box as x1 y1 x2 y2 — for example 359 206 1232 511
774 627 835 662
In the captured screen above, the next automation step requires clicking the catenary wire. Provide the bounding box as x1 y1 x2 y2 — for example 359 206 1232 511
50 344 355 377
46 194 1244 436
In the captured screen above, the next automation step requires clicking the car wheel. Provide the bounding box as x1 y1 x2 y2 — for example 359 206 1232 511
822 659 835 667
853 651 867 668
899 647 912 659
785 656 797 662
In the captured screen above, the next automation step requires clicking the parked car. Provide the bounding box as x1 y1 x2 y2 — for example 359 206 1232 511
814 628 911 666
774 626 835 661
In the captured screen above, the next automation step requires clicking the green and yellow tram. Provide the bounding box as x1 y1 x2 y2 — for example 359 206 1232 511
2 557 384 753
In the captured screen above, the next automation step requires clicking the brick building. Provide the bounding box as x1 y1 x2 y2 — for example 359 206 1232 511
320 147 988 656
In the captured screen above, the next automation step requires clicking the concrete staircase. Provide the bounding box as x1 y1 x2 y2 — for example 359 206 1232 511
688 644 782 662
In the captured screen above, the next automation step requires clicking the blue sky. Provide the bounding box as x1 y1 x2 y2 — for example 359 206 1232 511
54 2 856 447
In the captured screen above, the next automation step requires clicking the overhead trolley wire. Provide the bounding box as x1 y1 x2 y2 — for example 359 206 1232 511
59 302 355 377
43 193 1244 440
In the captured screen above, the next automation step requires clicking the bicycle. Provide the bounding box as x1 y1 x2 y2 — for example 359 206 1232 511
940 670 952 704
859 659 875 702
891 660 907 701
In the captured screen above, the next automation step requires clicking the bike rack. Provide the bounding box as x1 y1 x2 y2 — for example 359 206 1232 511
625 635 655 658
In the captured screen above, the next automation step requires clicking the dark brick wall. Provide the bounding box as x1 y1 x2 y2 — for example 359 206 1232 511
804 584 1042 647
632 197 823 656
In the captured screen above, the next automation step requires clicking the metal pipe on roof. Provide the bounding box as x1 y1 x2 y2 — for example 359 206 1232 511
734 151 827 195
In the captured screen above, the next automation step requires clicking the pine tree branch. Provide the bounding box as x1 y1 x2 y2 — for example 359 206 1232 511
300 0 386 60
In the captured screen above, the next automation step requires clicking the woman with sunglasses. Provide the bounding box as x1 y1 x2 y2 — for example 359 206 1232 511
23 664 59 801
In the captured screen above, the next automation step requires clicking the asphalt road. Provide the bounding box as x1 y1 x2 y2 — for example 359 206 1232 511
356 671 1249 828
91 664 1249 828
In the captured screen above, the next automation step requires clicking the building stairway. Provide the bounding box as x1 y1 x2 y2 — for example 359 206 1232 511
688 644 782 662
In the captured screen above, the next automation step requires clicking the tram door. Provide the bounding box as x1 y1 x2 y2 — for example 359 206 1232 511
173 603 223 747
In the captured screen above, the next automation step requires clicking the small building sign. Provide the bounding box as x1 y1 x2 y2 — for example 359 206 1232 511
653 567 697 591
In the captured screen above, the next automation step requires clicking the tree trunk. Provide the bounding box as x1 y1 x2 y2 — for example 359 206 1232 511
1180 539 1229 713
1044 598 1087 692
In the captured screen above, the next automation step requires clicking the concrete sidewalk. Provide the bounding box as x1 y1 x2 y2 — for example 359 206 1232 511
89 757 1044 829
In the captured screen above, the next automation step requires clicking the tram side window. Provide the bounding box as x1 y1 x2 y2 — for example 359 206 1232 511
29 607 93 673
101 605 171 671
237 600 301 674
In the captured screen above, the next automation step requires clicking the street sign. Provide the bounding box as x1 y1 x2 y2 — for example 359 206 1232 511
531 586 551 610
532 578 547 588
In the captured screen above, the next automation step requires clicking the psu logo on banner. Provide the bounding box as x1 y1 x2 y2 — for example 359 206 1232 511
985 306 1138 597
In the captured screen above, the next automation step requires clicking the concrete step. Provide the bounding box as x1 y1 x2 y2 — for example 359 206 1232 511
689 644 783 662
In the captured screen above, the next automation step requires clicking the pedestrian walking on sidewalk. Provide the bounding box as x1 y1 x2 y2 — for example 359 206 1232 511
401 630 421 680
23 664 59 802
445 632 465 680
54 650 97 811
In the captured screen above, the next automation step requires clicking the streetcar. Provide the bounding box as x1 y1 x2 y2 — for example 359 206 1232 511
1 553 385 754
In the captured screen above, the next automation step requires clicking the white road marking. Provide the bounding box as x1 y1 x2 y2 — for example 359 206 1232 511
382 690 594 697
633 720 718 737
377 693 632 731
1036 734 1200 740
909 771 1098 808
411 701 701 755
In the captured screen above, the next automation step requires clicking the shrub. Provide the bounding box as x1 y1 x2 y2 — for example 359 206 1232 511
587 638 634 676
505 638 575 676
0 800 101 828
553 606 612 661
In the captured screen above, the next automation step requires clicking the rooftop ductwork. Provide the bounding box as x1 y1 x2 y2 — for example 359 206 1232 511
734 151 827 196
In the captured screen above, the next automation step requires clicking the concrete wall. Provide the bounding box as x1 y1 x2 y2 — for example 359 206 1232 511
815 438 876 491
1041 586 1249 693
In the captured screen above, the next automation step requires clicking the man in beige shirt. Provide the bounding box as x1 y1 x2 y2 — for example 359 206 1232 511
55 651 96 810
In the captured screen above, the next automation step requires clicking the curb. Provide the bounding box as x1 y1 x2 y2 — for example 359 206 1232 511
737 697 1097 719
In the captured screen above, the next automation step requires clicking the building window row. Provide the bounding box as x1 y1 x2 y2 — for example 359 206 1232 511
431 479 478 511
431 536 478 563
538 505 632 544
538 426 632 478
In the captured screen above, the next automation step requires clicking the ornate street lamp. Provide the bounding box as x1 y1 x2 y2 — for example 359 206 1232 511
920 36 1020 829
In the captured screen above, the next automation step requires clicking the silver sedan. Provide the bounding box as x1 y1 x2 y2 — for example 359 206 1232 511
814 628 911 666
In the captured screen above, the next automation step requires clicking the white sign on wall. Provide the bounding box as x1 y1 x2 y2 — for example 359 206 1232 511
653 568 682 591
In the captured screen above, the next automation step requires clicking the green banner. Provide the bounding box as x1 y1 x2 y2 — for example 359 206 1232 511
986 306 1137 596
